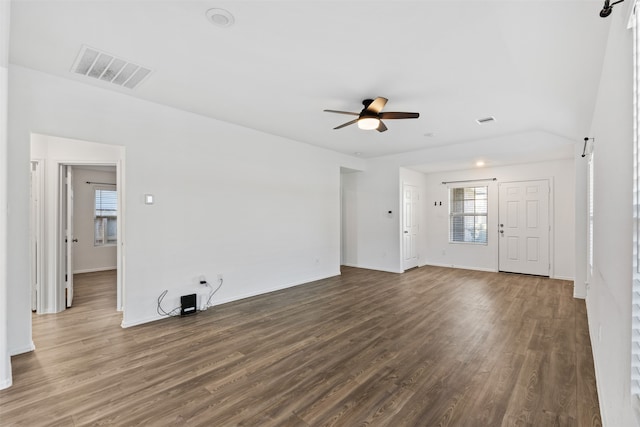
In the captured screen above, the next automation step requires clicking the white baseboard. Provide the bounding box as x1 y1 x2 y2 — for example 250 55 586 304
73 266 116 274
9 341 35 356
574 287 587 299
121 315 163 329
421 262 498 273
210 271 342 307
121 271 342 329
552 275 574 281
341 263 402 274
0 377 12 390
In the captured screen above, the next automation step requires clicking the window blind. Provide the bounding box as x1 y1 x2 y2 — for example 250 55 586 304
449 186 488 244
95 189 117 217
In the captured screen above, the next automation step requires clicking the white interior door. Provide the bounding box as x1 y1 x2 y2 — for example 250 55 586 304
65 166 75 307
403 184 419 270
498 180 550 276
30 161 42 311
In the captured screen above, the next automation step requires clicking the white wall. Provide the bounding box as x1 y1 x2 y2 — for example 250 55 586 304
421 159 575 279
583 6 636 426
0 0 12 390
7 65 365 355
341 158 403 273
72 167 117 274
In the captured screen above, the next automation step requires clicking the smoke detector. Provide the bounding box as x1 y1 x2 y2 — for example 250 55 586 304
70 45 152 90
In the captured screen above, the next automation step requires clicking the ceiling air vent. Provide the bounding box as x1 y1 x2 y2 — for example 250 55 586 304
476 116 496 125
71 45 152 90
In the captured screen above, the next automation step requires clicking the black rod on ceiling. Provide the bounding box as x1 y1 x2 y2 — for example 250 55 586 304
582 137 595 158
86 181 116 186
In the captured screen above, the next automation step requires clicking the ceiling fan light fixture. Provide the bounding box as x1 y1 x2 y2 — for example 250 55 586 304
358 117 380 130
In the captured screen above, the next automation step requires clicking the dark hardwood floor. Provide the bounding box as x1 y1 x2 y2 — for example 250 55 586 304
0 266 601 426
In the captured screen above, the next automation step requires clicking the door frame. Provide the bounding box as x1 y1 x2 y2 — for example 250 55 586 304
497 178 554 277
30 160 44 312
33 159 125 314
58 161 124 312
59 165 75 308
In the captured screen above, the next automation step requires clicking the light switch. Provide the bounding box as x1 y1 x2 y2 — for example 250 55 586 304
144 194 154 205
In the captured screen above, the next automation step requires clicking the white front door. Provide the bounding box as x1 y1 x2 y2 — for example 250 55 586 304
403 184 419 270
498 180 550 276
65 166 75 307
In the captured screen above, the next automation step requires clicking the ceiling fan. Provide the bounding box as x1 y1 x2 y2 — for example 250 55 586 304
324 97 419 132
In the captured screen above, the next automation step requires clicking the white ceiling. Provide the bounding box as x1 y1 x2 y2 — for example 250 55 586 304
9 0 614 170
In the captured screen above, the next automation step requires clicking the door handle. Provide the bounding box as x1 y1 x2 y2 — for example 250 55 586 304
72 238 78 242
499 230 504 234
404 231 408 234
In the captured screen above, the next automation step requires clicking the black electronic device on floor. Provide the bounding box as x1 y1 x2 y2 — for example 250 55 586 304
180 293 197 316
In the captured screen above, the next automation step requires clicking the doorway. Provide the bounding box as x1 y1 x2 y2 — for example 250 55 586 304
61 165 119 310
30 133 125 315
498 179 551 276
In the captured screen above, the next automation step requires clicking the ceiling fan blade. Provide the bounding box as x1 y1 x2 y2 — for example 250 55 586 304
366 97 388 114
377 121 388 132
324 109 359 116
333 119 359 130
379 112 420 120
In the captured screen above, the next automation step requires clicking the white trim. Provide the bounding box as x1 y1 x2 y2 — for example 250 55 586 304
552 275 574 281
0 378 12 390
73 266 117 274
122 271 342 328
341 263 403 274
9 341 35 356
574 288 587 299
422 262 498 273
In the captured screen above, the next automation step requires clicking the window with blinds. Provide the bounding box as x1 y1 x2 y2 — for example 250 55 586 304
94 188 117 246
449 186 488 244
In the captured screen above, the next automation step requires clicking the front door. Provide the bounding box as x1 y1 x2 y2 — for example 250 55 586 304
498 180 550 276
403 184 419 270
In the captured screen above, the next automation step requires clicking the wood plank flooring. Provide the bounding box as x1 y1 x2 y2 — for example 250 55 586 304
0 266 602 426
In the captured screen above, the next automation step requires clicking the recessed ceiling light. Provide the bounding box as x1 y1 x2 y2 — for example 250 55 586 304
476 160 485 167
476 116 496 125
424 132 435 137
206 8 235 28
354 152 362 156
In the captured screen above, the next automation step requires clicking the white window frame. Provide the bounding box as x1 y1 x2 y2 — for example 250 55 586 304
94 186 117 247
448 186 488 245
